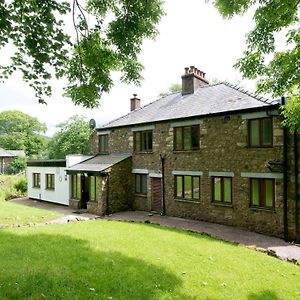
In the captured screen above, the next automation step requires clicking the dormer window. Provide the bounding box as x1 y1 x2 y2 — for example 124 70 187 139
249 118 272 147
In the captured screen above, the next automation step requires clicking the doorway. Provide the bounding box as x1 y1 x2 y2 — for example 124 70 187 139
151 177 162 212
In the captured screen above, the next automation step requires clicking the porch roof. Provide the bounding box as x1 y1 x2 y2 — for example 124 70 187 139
66 153 132 173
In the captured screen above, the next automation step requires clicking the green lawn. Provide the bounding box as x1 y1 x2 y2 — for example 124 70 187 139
0 201 62 225
0 221 299 299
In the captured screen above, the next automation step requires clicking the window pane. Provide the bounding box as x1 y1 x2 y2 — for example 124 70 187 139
148 131 153 150
95 177 100 201
176 176 183 198
265 180 274 207
141 132 147 151
191 126 199 149
184 176 192 199
134 132 140 152
142 175 147 194
72 175 76 198
251 179 260 206
214 178 221 201
183 127 192 150
135 174 141 193
223 178 232 202
193 177 200 199
175 127 182 150
90 176 95 201
250 120 260 146
77 174 81 199
262 119 272 145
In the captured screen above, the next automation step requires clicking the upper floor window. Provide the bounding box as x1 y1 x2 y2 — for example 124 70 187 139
174 125 199 151
99 134 109 153
175 175 200 201
250 178 275 209
212 176 232 204
33 173 40 188
45 174 55 190
249 118 272 147
134 130 153 152
135 174 147 195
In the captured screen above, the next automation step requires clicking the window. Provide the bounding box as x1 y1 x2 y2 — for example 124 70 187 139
71 174 81 199
134 130 153 152
212 177 232 204
249 118 272 147
33 173 40 188
45 174 55 190
175 175 200 200
250 178 275 209
89 176 100 201
99 134 109 153
135 174 147 195
174 125 199 151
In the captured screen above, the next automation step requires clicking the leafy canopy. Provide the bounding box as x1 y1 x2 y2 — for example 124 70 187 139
0 0 164 108
159 83 181 97
0 110 47 157
48 115 93 159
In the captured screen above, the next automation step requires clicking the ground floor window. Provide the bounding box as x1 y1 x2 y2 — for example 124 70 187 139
33 173 40 188
135 174 147 195
71 174 81 199
212 177 232 204
45 174 55 190
250 178 275 209
175 175 200 200
89 176 100 201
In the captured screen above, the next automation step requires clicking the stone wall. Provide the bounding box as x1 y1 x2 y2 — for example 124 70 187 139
0 157 14 174
94 112 299 238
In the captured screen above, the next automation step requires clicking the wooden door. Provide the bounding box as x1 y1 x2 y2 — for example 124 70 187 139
151 178 162 212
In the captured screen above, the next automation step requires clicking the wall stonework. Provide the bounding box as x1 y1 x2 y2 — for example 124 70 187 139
93 112 299 238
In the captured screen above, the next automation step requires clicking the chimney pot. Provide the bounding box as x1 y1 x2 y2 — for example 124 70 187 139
184 67 189 74
203 72 206 78
190 66 195 73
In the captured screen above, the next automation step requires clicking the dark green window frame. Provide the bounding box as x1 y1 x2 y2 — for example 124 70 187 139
173 125 200 151
71 174 81 199
99 134 109 153
212 176 232 204
250 178 275 209
135 174 147 195
45 174 55 190
134 130 153 152
248 118 273 147
175 175 200 201
89 176 100 201
33 173 40 188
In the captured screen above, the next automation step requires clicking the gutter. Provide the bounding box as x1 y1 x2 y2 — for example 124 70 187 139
282 96 289 241
160 154 166 216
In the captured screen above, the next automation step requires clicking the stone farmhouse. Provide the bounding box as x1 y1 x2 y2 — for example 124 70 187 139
0 148 25 173
29 66 299 241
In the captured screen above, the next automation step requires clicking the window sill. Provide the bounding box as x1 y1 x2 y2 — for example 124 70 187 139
32 186 40 189
45 188 55 191
211 202 233 208
173 150 200 153
250 207 275 213
175 198 200 204
247 146 273 149
134 193 147 198
134 151 153 154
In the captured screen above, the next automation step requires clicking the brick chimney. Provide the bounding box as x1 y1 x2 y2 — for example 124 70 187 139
181 66 209 95
130 94 141 111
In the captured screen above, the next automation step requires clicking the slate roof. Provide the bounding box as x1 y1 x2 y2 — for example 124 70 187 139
100 82 279 129
67 153 132 173
0 148 25 157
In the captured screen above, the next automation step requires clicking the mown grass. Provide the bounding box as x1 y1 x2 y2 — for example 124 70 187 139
0 221 299 299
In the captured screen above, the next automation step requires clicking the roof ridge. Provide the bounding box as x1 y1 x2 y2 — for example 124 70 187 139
222 81 273 104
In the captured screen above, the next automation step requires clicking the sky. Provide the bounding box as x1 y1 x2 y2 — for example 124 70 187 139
0 0 258 137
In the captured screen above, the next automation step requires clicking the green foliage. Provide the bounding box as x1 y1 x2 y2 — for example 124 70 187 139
281 95 300 132
0 0 164 108
48 115 93 159
14 177 27 194
0 110 47 157
0 174 27 201
8 156 27 175
214 0 299 99
159 83 181 97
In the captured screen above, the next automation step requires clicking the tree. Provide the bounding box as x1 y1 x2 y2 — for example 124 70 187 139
214 0 300 130
48 115 93 159
0 110 47 157
0 0 164 108
159 83 181 97
8 156 27 175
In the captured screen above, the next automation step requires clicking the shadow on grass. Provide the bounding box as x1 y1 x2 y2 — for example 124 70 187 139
248 290 282 300
0 230 192 300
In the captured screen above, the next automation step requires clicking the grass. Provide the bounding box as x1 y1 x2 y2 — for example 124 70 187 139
0 201 62 225
0 174 26 201
0 221 299 299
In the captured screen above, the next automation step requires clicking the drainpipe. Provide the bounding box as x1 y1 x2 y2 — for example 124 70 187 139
294 131 299 242
282 96 289 241
105 173 110 215
160 154 166 216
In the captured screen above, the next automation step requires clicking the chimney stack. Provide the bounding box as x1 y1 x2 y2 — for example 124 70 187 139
181 66 209 95
130 94 141 111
